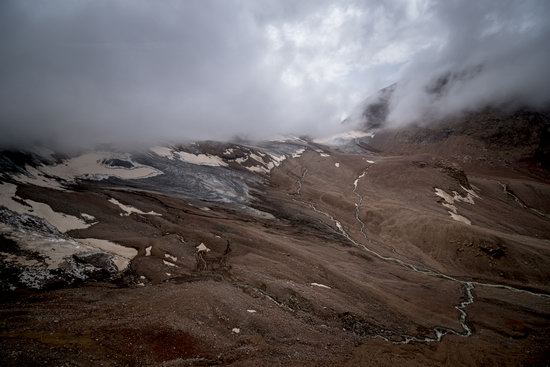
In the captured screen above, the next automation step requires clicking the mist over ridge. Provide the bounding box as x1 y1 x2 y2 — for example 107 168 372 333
1 0 549 150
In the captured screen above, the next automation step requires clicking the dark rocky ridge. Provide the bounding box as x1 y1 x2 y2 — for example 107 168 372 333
360 83 550 171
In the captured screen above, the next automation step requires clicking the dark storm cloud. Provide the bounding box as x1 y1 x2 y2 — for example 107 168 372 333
0 0 549 149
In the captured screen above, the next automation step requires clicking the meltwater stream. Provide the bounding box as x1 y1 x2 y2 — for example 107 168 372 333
294 163 549 344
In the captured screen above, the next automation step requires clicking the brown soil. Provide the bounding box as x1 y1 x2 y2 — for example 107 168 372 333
1 144 550 366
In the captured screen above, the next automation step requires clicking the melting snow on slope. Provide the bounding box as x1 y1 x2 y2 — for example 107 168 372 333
150 146 175 160
11 166 66 190
164 253 177 262
11 152 162 190
108 198 161 216
291 149 305 158
0 182 92 233
0 223 90 269
0 223 137 289
151 146 228 166
311 283 331 289
434 186 480 225
174 151 228 167
78 238 138 271
81 213 95 221
163 260 178 267
196 243 211 252
233 149 302 174
449 212 471 225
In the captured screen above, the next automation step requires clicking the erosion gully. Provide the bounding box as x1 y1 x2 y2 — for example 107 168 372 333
293 162 549 345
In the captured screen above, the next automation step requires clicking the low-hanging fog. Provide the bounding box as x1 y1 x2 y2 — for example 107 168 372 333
1 0 549 149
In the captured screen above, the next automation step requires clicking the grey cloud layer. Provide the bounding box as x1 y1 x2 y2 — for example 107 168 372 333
0 0 549 149
387 0 550 126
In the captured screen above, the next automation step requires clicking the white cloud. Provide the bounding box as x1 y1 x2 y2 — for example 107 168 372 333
0 0 548 149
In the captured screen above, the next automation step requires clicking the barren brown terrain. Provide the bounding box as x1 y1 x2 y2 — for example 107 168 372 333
1 122 550 366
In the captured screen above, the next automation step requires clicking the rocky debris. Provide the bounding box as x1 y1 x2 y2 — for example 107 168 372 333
366 100 550 172
414 158 471 189
450 239 506 260
195 240 231 272
0 131 549 365
338 312 377 337
0 150 54 178
102 158 135 169
0 208 128 291
478 242 506 259
435 161 471 189
0 207 62 237
285 290 314 313
0 246 121 291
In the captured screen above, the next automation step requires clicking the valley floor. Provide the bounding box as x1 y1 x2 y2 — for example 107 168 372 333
1 146 549 366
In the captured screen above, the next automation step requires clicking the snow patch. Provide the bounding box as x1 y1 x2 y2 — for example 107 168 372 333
78 238 138 271
164 253 177 262
196 243 211 252
163 260 178 267
434 187 479 225
108 198 161 216
145 246 152 256
449 212 471 225
246 165 270 174
334 163 340 168
0 222 136 289
11 166 66 190
150 146 175 159
81 213 95 221
0 223 87 269
174 151 228 167
353 171 367 190
249 153 265 163
311 282 331 289
0 183 91 233
233 150 295 174
12 152 162 191
291 149 306 158
10 152 162 190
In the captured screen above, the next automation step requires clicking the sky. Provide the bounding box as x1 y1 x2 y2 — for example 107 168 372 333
0 0 549 149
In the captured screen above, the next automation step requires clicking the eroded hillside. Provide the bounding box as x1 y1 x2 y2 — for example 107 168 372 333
1 131 549 366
